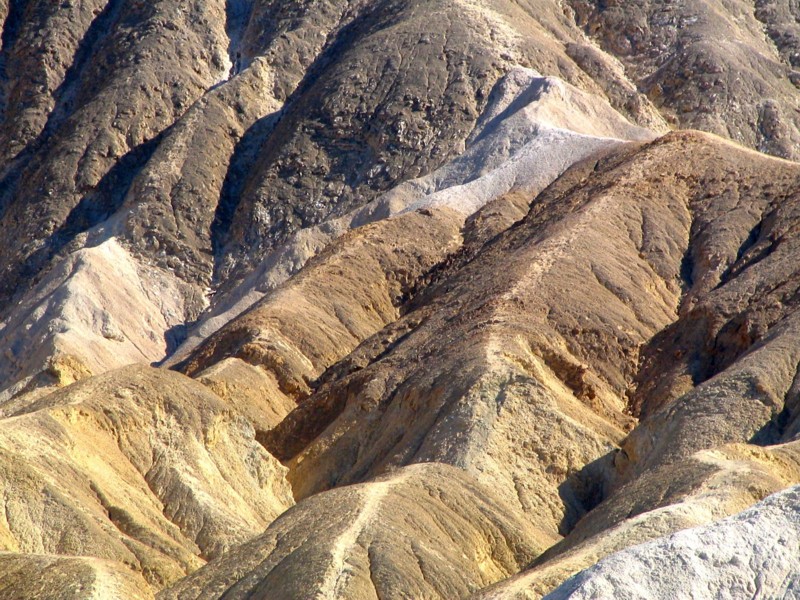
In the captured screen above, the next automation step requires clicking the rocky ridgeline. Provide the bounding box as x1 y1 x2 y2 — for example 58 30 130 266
2 1 800 599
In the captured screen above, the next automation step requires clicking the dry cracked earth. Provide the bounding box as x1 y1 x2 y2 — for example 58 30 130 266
2 1 800 598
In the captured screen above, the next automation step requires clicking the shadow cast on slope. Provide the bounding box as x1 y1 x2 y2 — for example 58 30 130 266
224 0 253 76
211 111 280 259
0 0 126 190
554 450 618 538
0 0 28 119
0 133 163 301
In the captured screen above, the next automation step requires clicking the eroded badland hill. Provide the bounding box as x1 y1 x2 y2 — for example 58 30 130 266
2 1 800 598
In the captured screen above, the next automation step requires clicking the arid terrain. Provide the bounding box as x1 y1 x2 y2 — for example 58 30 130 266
2 1 800 598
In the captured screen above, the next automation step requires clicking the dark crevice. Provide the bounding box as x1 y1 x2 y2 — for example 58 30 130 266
0 0 31 120
0 132 163 300
719 237 781 289
0 0 125 217
719 221 763 286
210 1 393 281
679 246 694 289
225 0 253 77
750 405 792 446
0 157 24 220
42 0 127 139
752 356 800 445
55 132 163 248
554 450 617 538
258 387 353 463
737 221 764 261
162 323 190 359
688 351 707 387
211 111 280 260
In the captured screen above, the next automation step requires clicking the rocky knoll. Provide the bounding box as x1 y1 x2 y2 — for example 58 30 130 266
0 553 153 600
159 463 552 600
262 131 800 528
569 0 800 158
249 130 800 598
174 66 651 401
0 0 658 405
0 366 293 590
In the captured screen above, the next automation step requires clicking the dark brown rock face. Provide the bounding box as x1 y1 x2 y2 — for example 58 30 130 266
569 0 800 158
260 131 800 534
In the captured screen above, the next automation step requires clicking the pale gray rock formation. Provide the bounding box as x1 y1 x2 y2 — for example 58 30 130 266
543 485 800 600
0 239 190 403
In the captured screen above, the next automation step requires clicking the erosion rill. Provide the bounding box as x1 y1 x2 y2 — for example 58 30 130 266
1 2 800 599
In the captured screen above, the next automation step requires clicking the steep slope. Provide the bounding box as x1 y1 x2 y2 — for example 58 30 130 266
155 127 800 599
0 0 659 404
0 366 293 590
543 485 800 599
257 131 799 541
459 130 800 597
176 67 651 400
167 66 653 367
0 553 153 600
569 0 800 158
211 0 637 284
178 206 466 397
7 0 800 402
5 1 800 599
150 126 800 600
474 439 800 598
159 463 551 600
0 0 232 302
0 239 190 404
4 0 800 400
0 0 118 161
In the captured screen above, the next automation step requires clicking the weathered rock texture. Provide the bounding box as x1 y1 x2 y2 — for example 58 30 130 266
165 65 653 367
4 1 800 599
543 485 800 600
0 366 293 590
159 463 552 600
261 131 800 536
569 0 800 158
474 440 800 599
0 553 154 600
0 239 190 403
